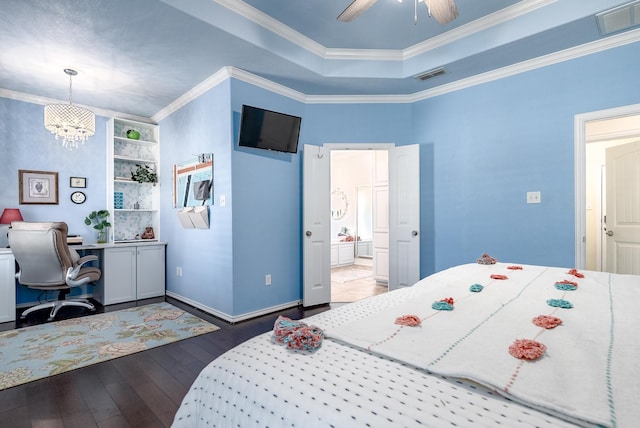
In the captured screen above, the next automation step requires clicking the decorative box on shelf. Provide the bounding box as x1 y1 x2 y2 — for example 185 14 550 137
114 192 124 209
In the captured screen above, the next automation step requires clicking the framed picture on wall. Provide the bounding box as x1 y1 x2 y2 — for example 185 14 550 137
70 176 86 188
18 169 59 204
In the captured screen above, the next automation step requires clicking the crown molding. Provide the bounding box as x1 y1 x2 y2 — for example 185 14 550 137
403 0 556 59
228 67 308 103
0 88 153 124
152 67 232 123
152 66 308 122
4 27 638 120
214 0 326 57
408 26 640 102
103 27 640 117
215 0 556 63
324 49 403 61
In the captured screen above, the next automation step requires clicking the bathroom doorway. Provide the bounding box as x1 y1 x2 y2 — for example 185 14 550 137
330 150 388 302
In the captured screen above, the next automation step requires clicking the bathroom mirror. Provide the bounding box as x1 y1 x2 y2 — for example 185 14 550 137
331 189 348 220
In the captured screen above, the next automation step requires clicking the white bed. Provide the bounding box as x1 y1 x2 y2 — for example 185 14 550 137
172 262 639 427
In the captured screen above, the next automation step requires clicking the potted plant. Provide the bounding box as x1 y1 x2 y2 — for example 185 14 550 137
131 163 157 184
84 210 111 243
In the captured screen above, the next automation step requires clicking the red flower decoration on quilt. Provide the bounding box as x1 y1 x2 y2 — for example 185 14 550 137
491 274 508 280
556 279 578 287
441 297 454 305
508 339 546 360
507 265 523 270
532 315 563 329
395 315 421 327
567 268 584 278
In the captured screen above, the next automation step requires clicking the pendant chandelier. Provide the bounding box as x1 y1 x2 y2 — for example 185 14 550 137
44 68 95 149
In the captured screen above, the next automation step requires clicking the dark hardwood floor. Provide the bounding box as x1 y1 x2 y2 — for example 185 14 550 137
0 297 331 428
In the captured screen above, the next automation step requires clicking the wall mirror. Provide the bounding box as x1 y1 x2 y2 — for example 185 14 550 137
173 153 214 208
331 189 348 220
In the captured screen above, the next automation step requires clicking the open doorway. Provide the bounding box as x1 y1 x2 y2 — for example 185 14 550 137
330 150 388 303
578 106 640 272
303 143 420 307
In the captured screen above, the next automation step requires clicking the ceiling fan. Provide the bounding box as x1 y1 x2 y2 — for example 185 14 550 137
337 0 458 25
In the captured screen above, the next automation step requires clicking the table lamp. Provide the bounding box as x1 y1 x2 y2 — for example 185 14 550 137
0 208 23 247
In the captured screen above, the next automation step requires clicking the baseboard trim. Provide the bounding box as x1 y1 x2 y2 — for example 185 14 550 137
165 291 302 323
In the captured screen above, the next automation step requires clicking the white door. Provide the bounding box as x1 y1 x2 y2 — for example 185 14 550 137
303 144 331 306
606 140 640 275
389 144 421 290
372 150 389 283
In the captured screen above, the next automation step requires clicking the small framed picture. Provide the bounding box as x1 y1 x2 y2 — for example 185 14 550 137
19 170 59 204
70 176 87 188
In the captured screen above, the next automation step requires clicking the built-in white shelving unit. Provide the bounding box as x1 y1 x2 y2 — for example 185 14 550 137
106 118 160 243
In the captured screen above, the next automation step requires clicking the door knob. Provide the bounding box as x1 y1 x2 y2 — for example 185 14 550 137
305 231 312 237
412 230 418 237
606 230 614 236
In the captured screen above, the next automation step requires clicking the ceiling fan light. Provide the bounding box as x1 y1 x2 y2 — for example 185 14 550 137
337 0 378 22
424 0 458 24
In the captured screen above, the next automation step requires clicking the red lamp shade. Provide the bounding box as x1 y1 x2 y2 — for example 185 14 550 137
0 208 24 225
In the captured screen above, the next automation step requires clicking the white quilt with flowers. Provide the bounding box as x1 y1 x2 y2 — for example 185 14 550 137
325 263 640 428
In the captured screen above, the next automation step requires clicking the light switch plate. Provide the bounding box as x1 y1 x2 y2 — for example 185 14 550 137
527 191 541 204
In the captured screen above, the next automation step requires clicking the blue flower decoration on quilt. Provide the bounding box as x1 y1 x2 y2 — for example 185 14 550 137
547 299 573 309
469 284 484 292
555 282 577 291
432 301 454 311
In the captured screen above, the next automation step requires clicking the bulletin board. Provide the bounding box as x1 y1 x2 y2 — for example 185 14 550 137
173 153 214 208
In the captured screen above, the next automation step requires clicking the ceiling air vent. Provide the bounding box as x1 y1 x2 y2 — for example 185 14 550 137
414 67 446 81
596 0 640 35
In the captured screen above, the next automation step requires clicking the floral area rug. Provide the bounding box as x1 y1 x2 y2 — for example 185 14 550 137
0 302 219 390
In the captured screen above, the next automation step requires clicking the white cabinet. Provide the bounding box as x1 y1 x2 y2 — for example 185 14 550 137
94 246 136 305
0 251 16 323
357 240 373 257
93 243 165 305
331 242 354 267
107 118 160 243
136 244 166 299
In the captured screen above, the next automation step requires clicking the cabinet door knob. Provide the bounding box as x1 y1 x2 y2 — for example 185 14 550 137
305 231 312 237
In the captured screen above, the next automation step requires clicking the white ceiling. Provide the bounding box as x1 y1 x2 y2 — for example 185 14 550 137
0 0 637 120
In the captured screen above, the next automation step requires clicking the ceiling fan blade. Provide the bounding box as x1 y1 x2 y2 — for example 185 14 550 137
424 0 458 24
337 0 378 22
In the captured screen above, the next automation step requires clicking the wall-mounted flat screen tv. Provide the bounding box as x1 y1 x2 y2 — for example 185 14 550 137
238 105 302 154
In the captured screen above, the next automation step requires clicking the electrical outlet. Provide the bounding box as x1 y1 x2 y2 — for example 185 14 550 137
526 191 541 204
265 274 271 286
176 266 183 277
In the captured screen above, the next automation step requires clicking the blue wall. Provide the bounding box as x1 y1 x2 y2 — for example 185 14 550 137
159 80 235 315
0 97 108 303
3 40 639 316
229 80 306 315
413 41 640 272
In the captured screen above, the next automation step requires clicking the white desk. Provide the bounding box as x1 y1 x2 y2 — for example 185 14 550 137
0 249 15 322
73 241 167 305
0 241 167 323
